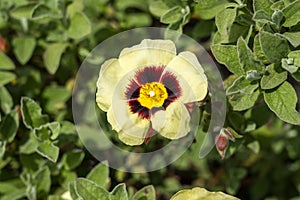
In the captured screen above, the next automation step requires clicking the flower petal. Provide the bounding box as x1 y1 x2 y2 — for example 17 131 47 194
165 51 208 103
151 101 191 139
107 99 150 146
96 58 123 112
118 39 176 73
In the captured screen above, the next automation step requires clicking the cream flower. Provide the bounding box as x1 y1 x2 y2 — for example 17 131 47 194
96 39 208 146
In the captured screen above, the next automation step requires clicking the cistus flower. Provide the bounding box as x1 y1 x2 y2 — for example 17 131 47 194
96 39 208 146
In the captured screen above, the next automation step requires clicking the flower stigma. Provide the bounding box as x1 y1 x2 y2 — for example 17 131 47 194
138 82 168 109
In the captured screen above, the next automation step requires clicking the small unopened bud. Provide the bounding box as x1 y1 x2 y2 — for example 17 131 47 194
215 128 236 159
0 36 7 52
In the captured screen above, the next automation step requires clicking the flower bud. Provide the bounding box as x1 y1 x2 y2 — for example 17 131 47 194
0 36 7 52
215 128 236 159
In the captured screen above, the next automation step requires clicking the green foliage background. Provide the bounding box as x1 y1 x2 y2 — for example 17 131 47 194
1 0 300 199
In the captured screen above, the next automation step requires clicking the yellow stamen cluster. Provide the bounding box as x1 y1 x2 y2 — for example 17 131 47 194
138 82 168 109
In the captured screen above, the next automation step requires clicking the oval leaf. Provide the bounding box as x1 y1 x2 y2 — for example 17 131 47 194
0 52 15 70
264 81 300 125
170 187 240 200
12 37 36 65
43 43 67 74
67 12 91 39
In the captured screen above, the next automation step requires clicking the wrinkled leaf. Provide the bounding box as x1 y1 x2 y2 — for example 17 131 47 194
261 64 287 89
264 81 300 125
259 31 290 64
21 97 49 129
253 0 273 15
215 7 236 37
132 185 156 200
110 183 128 200
194 0 231 20
87 162 110 188
281 32 300 48
211 45 244 75
75 178 110 200
282 0 300 27
227 76 259 95
170 187 240 200
237 37 264 73
36 140 59 162
229 90 260 111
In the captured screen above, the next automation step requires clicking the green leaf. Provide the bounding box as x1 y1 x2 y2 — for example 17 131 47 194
34 166 51 195
43 43 68 74
125 14 152 27
160 6 182 24
10 3 38 19
211 45 244 75
253 0 273 15
170 187 240 200
215 7 236 39
12 36 36 65
69 181 81 200
0 141 6 158
282 58 298 73
132 185 155 200
36 140 59 162
229 90 260 111
0 109 19 143
67 12 91 39
75 178 110 200
227 76 259 95
194 0 231 20
116 0 148 11
247 141 260 154
62 150 85 170
264 81 300 125
253 34 269 64
21 97 49 129
261 64 287 89
87 162 110 188
237 37 264 73
0 71 16 86
282 0 300 27
259 31 290 64
252 10 272 25
148 0 170 18
281 32 300 48
66 0 84 17
110 183 128 200
0 86 13 114
0 52 15 70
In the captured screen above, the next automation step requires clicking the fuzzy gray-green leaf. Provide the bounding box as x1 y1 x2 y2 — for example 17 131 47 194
75 178 110 200
261 64 287 89
282 0 300 27
264 81 300 125
237 37 264 73
211 45 244 75
281 32 300 48
259 31 290 64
